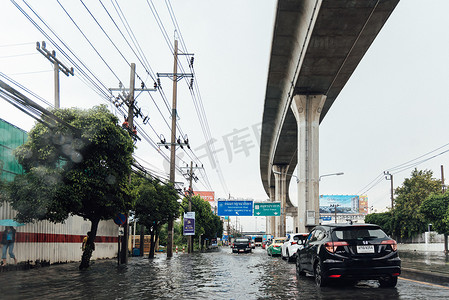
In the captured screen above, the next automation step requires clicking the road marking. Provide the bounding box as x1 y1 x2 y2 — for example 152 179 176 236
400 277 449 289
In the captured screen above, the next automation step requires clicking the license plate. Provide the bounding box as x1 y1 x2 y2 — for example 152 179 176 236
239 249 244 252
357 245 374 253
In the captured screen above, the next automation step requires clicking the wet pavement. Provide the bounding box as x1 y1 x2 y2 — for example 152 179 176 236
399 250 449 275
0 247 448 299
398 250 449 287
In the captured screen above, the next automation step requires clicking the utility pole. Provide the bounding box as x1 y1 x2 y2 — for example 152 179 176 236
188 162 194 253
180 162 203 253
120 63 136 265
36 41 74 108
108 63 156 264
384 171 394 209
167 39 178 259
157 39 193 258
441 165 446 193
330 204 340 223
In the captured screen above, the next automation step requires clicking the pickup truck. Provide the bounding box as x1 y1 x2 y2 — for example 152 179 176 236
231 238 252 253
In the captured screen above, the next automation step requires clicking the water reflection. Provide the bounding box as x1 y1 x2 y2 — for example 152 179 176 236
0 247 447 299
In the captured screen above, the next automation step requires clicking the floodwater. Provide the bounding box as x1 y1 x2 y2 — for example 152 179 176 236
0 247 448 299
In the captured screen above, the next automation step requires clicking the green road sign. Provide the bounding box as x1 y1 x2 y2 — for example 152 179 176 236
254 202 281 216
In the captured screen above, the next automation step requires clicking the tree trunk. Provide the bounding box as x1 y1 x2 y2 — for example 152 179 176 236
148 227 157 259
79 218 100 270
139 225 145 257
445 233 448 253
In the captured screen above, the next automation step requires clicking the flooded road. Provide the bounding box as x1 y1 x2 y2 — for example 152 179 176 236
1 247 448 299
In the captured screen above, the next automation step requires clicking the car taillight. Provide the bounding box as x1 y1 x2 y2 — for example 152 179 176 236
291 241 297 245
325 241 348 253
381 239 398 251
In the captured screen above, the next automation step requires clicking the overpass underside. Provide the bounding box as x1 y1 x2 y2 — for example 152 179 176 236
261 0 399 237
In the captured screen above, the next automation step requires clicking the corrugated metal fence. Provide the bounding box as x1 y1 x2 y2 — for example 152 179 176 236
1 201 119 264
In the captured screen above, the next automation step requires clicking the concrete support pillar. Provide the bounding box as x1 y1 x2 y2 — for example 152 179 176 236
266 186 276 238
291 94 326 232
293 215 299 233
272 165 289 237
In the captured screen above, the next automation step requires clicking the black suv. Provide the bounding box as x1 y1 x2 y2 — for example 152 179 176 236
296 224 401 287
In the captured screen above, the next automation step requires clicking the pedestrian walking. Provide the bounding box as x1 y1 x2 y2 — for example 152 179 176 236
1 226 17 265
82 231 95 252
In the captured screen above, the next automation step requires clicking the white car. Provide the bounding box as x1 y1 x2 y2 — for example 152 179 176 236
281 233 309 262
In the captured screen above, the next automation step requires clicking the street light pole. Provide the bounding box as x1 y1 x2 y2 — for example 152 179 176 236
319 172 344 181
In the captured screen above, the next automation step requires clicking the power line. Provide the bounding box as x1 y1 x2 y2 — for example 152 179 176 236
160 1 228 195
56 0 123 84
6 69 52 76
12 0 219 194
0 53 38 59
357 142 449 195
79 0 131 68
0 42 35 47
15 0 114 102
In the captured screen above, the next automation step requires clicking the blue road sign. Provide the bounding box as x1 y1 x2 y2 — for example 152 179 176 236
114 213 126 225
320 216 332 221
217 200 253 216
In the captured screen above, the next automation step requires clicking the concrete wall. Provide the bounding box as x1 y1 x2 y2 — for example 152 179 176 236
398 243 446 252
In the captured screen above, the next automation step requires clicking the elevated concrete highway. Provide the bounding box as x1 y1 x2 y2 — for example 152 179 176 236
260 0 399 235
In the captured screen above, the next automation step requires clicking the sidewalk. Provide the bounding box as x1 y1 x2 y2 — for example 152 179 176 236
399 250 449 286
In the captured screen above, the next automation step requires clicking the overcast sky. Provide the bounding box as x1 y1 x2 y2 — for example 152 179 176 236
1 0 448 232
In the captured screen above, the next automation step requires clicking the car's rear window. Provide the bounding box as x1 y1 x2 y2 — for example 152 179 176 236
274 239 284 243
235 238 249 242
293 235 308 243
332 226 387 240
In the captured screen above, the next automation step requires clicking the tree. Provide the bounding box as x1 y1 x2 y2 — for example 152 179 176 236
364 212 393 236
392 169 441 239
173 220 188 249
6 105 134 269
133 175 180 258
420 193 449 251
181 195 223 250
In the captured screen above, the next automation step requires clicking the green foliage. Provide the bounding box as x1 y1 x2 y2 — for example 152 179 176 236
420 193 449 235
173 220 188 247
134 176 180 231
364 212 393 236
133 174 180 257
392 169 442 239
6 105 135 223
181 195 223 247
159 223 168 246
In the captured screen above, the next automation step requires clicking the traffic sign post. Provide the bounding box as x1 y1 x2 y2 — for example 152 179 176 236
254 202 281 216
217 200 253 216
183 212 195 236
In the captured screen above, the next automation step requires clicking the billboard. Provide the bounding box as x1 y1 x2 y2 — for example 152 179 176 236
359 195 369 214
194 191 215 202
319 195 360 214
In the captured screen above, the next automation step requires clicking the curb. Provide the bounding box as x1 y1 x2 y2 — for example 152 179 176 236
401 267 449 287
